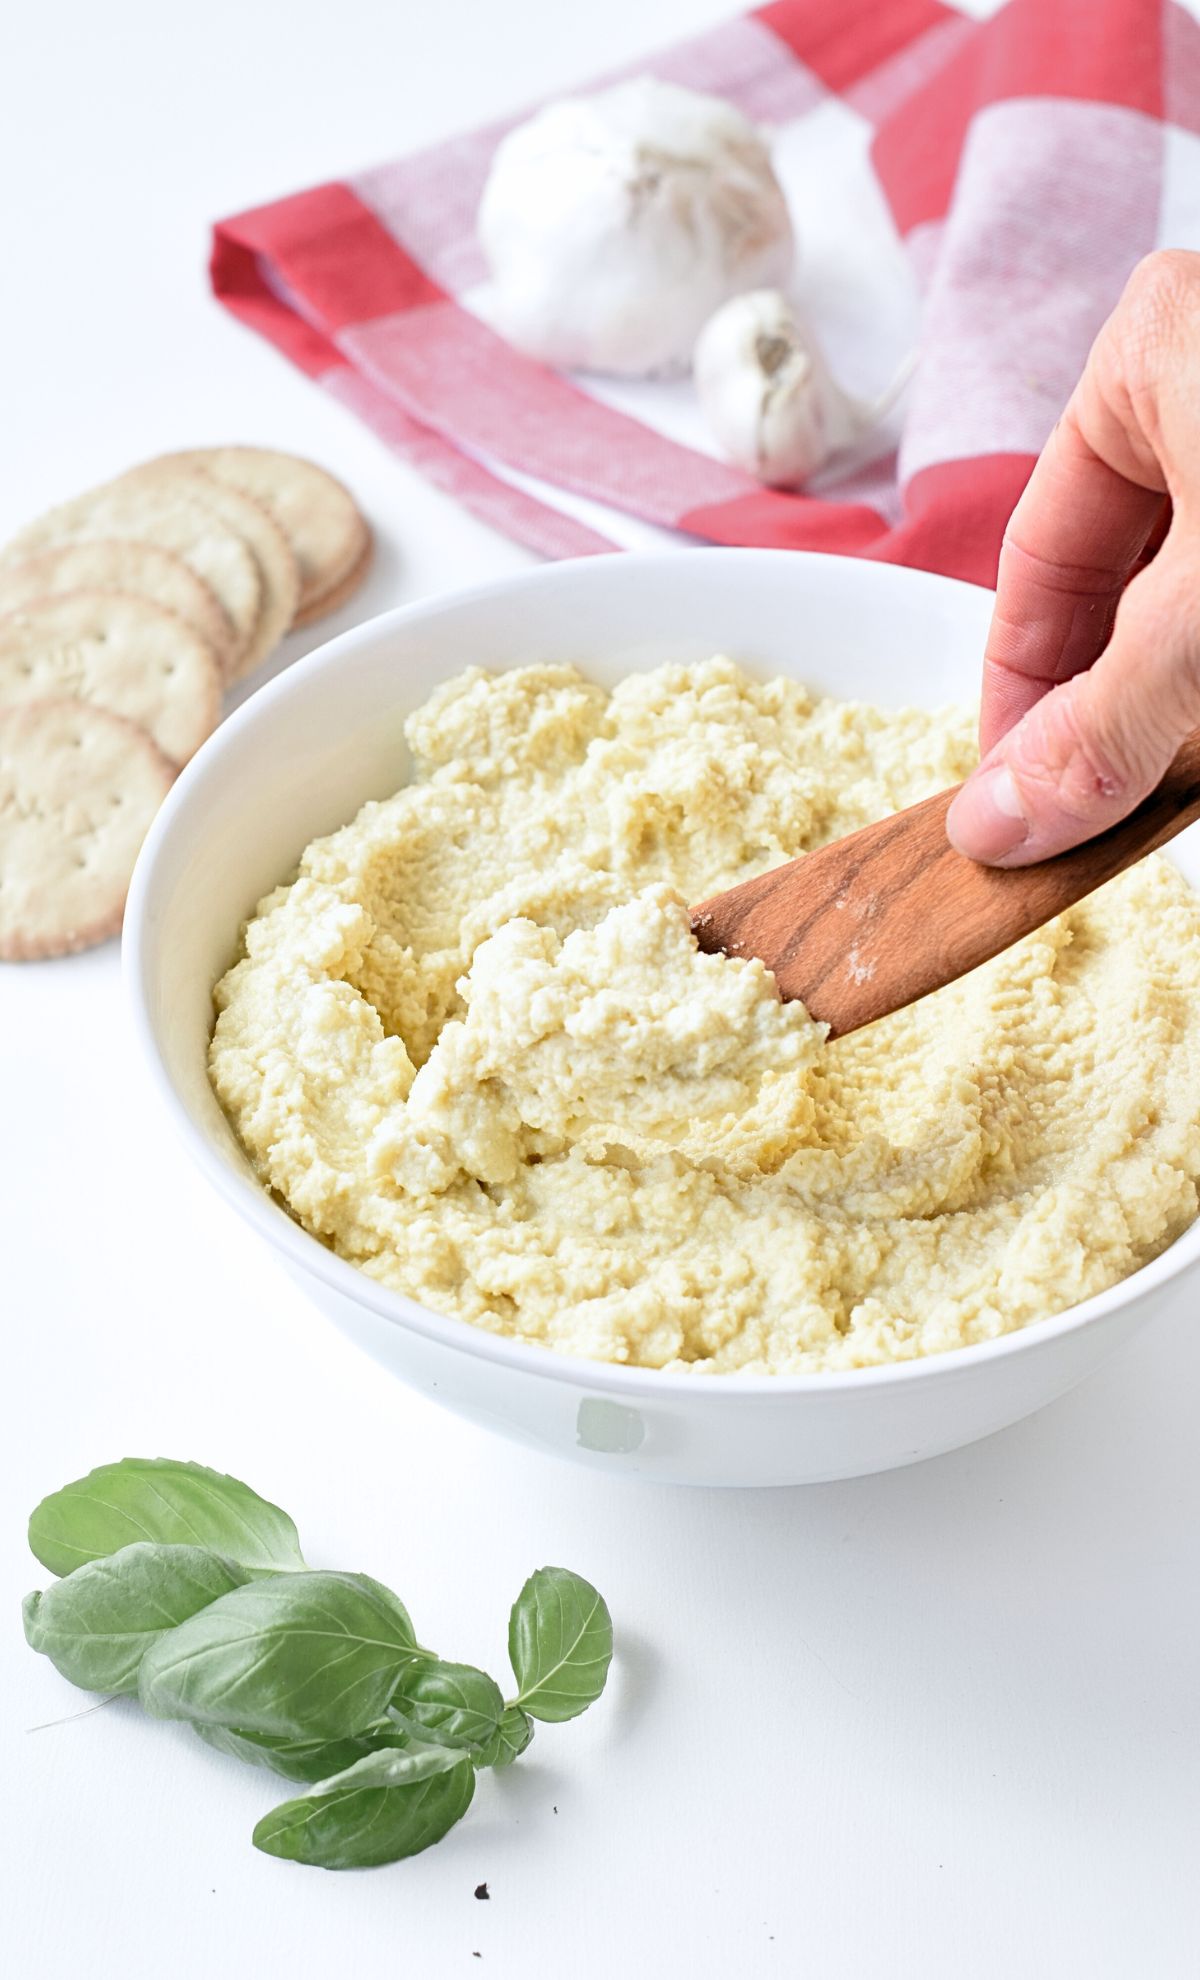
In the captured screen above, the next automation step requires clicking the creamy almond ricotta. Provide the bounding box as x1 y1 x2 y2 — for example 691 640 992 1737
210 659 1200 1373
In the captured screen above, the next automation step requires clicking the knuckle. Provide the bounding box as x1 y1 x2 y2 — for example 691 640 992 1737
1126 248 1200 308
1057 684 1140 795
1125 558 1200 721
1010 680 1147 819
998 523 1128 599
1116 251 1200 388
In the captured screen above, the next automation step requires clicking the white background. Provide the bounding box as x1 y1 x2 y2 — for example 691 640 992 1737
4 3 1199 1975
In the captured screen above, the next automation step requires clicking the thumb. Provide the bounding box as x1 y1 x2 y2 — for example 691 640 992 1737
946 550 1200 865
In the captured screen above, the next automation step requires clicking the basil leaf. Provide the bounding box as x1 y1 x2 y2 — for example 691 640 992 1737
28 1459 305 1577
23 1544 247 1696
253 1756 475 1870
476 1704 534 1771
139 1571 421 1739
388 1660 504 1755
508 1567 613 1723
192 1722 409 1786
309 1739 465 1795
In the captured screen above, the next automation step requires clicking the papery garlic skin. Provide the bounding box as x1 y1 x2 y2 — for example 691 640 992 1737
477 78 795 379
694 289 868 487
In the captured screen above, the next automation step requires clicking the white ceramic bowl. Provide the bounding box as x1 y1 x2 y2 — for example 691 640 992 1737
125 549 1200 1487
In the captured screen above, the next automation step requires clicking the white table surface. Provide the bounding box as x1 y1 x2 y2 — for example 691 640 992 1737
4 3 1198 1975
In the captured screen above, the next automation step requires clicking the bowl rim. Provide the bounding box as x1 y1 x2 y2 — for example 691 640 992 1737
124 547 1200 1401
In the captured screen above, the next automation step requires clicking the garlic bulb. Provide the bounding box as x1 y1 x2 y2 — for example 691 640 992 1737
694 289 910 488
477 78 795 379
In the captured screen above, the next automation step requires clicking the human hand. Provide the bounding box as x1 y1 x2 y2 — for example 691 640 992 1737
946 250 1200 866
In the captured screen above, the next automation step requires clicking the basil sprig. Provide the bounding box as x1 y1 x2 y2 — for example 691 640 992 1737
23 1459 612 1872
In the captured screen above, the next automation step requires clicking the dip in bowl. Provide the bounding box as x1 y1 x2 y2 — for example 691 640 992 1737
125 550 1200 1485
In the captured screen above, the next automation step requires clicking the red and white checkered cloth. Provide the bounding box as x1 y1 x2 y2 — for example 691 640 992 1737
211 0 1200 586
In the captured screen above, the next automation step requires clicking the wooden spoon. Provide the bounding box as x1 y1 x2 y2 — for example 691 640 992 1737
692 734 1200 1038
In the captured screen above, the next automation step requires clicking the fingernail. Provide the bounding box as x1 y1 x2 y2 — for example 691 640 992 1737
946 763 1029 862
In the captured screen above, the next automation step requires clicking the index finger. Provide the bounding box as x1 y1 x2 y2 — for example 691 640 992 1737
980 408 1167 756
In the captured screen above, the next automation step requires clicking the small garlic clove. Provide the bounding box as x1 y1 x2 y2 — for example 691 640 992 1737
695 289 897 489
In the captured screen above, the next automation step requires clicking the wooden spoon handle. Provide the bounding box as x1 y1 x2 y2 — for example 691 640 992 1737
692 729 1200 1038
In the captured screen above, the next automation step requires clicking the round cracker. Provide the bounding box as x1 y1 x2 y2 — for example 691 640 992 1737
0 539 236 676
0 591 221 767
2 481 261 674
156 446 368 622
291 530 373 628
0 698 174 961
118 463 299 680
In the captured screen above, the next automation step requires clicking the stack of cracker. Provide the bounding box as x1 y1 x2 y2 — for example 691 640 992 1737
0 447 370 961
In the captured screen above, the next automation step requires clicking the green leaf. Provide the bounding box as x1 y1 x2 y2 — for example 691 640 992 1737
476 1704 534 1771
508 1567 613 1723
23 1544 247 1696
28 1460 305 1578
387 1660 504 1755
253 1756 475 1871
192 1722 409 1786
139 1571 422 1740
308 1739 465 1795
